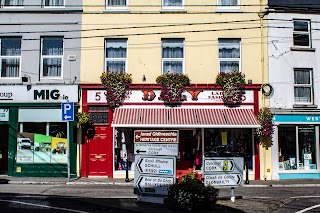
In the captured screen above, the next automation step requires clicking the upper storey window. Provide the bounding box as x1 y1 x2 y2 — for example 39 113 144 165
219 39 241 73
162 0 184 10
3 0 24 7
106 0 128 10
293 20 311 48
105 39 127 73
294 68 313 104
0 37 21 78
217 0 240 10
162 39 184 74
43 0 65 7
41 37 64 78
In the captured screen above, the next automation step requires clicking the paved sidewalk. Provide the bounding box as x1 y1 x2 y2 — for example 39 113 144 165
1 175 320 187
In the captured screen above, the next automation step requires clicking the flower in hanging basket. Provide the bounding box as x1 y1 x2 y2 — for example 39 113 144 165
100 71 132 108
156 73 190 105
76 112 91 128
255 107 274 149
216 71 246 105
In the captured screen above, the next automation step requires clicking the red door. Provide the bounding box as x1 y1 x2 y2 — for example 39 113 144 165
87 126 109 176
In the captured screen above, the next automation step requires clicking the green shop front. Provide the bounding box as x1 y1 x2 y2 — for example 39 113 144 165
0 85 78 177
271 114 320 179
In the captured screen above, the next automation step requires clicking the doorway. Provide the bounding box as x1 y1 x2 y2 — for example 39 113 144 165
0 124 9 175
177 129 196 170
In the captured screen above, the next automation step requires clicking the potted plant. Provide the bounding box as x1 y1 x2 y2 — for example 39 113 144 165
156 73 190 105
166 169 219 212
216 71 246 105
77 112 95 139
100 71 132 108
255 107 274 149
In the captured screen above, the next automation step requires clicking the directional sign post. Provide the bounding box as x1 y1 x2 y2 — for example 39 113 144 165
61 102 74 183
135 176 175 196
204 173 243 187
135 156 176 176
204 159 236 172
134 143 178 156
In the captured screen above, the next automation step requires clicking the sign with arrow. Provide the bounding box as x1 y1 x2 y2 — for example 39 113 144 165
135 176 175 196
134 143 178 156
61 102 74 122
204 173 243 187
204 159 235 172
136 156 175 175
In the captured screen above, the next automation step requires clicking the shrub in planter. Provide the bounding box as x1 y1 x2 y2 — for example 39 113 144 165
255 107 274 149
166 169 219 212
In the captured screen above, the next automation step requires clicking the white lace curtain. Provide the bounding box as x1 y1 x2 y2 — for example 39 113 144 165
108 0 126 5
219 39 240 73
106 40 127 72
163 0 182 6
220 0 238 6
42 37 63 77
162 39 183 74
45 0 64 6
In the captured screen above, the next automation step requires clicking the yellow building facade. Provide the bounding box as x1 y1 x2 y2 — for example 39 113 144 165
80 0 270 180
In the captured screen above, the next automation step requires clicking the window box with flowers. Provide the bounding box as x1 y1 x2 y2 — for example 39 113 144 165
216 71 246 105
156 73 190 105
255 107 274 149
100 71 132 108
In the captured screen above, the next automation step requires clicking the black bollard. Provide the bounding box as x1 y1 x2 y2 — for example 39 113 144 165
245 158 250 184
125 160 130 182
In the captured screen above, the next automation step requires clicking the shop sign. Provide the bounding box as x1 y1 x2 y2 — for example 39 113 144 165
204 173 242 187
135 176 174 196
0 109 9 121
0 85 78 103
134 143 178 156
87 89 254 104
273 115 320 123
204 159 236 172
134 130 178 143
135 156 175 175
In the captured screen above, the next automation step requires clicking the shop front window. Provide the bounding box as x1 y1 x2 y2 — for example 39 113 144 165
278 125 317 170
204 128 253 170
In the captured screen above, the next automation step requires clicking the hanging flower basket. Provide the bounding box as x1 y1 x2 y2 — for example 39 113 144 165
100 71 132 108
156 73 190 105
76 112 95 139
216 71 246 105
255 107 274 149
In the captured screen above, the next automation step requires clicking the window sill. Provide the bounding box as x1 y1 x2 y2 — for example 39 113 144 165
291 47 316 52
293 104 318 109
160 9 187 13
216 8 242 13
104 9 130 13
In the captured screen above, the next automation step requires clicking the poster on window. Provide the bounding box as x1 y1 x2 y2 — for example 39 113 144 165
16 132 67 164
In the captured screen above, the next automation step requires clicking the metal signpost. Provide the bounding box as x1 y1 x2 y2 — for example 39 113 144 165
133 130 178 204
203 157 244 202
61 102 74 183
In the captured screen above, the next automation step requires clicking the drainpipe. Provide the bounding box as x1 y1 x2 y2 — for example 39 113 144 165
259 0 267 181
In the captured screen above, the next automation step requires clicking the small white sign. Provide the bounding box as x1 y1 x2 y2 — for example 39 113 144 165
204 159 235 172
204 173 243 187
0 109 9 121
135 176 174 195
134 143 178 156
136 156 175 175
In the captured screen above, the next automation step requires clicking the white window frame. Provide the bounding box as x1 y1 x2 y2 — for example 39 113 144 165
105 39 128 73
293 20 311 48
217 0 240 11
218 39 241 73
105 0 128 10
0 37 22 79
40 37 64 79
43 0 65 8
294 68 313 104
162 0 184 10
161 39 185 74
2 0 24 8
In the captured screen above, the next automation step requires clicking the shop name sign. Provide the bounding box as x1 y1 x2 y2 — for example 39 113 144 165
136 156 175 175
204 159 236 172
87 89 254 104
134 130 178 143
204 174 242 187
273 115 320 123
0 85 78 103
135 176 174 196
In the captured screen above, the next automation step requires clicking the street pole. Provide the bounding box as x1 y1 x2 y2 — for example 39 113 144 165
245 157 250 184
125 160 129 182
67 121 70 183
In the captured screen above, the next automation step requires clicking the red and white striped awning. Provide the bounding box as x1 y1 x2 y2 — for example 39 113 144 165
112 108 260 128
